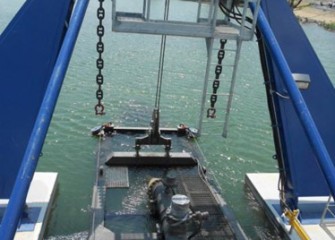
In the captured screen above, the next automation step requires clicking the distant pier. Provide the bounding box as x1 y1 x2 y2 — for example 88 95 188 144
294 0 335 30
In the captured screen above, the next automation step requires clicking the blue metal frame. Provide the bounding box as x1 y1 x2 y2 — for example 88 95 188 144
0 0 89 238
250 2 335 206
0 0 72 198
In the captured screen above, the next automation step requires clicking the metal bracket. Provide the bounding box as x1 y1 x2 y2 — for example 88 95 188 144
135 109 171 155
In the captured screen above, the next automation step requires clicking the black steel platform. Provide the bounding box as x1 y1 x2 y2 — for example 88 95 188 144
89 128 247 240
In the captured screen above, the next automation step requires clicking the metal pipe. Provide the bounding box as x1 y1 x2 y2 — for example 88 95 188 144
143 0 147 18
155 0 170 108
250 0 261 39
240 0 249 36
196 0 202 23
284 209 310 239
250 3 335 204
212 0 219 29
0 0 89 238
208 0 214 24
147 0 151 20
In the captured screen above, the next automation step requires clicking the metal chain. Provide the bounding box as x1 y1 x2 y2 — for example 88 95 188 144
95 0 105 115
207 39 227 118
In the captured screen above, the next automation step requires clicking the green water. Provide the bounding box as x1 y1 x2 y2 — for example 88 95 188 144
1 0 335 239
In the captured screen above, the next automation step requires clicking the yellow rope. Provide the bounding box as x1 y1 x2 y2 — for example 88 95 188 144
284 209 310 240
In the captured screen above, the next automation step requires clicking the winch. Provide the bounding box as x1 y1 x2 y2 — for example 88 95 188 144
147 173 209 239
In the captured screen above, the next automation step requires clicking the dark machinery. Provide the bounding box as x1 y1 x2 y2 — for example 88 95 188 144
147 173 209 240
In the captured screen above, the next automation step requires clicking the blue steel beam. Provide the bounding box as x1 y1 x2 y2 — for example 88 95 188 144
0 0 89 238
250 3 335 205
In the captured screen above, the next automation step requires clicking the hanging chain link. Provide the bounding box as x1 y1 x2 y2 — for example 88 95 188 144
95 0 105 115
207 39 227 118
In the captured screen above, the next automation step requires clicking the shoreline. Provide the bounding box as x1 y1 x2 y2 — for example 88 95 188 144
294 0 335 30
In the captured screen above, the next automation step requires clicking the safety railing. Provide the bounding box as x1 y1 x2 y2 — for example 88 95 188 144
112 0 261 40
0 0 89 239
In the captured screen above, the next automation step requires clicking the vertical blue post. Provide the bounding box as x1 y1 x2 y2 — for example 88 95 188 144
0 0 89 238
250 3 335 203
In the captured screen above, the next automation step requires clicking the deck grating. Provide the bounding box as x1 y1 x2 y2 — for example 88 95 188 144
105 167 129 188
176 175 236 239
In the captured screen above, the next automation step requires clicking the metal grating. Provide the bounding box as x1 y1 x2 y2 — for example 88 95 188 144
176 175 236 239
105 167 129 188
177 176 219 212
189 192 220 214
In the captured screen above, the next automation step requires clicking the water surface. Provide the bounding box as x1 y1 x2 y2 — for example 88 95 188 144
1 1 335 239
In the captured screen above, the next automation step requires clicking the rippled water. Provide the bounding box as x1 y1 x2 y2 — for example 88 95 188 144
1 0 335 239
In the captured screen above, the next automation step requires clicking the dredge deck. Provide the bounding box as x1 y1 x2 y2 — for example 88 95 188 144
89 127 246 240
